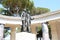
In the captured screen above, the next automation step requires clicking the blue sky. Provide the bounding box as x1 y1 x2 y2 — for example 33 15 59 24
33 0 60 11
0 4 4 8
0 0 60 11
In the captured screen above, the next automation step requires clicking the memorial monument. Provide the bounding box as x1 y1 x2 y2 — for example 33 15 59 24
0 10 60 40
21 9 31 32
20 9 36 40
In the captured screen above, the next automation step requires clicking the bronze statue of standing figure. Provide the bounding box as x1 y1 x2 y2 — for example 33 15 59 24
21 9 31 32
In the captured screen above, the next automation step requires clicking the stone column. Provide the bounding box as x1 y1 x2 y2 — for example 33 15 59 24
0 24 4 40
10 27 16 40
41 22 50 40
31 25 37 34
49 21 58 40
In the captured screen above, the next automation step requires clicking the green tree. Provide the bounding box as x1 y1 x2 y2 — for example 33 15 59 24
31 7 50 15
0 0 34 16
0 8 4 13
36 7 50 14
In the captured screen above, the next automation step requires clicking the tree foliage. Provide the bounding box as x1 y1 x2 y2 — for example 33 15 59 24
0 8 4 12
0 0 34 16
0 0 50 16
31 7 50 15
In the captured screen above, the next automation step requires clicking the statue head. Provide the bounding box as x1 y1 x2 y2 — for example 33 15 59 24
23 9 26 12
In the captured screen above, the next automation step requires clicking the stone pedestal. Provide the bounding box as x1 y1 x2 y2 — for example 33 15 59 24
10 27 16 40
5 32 36 40
16 32 36 40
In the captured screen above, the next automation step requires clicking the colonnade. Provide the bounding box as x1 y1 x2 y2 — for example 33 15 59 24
0 22 50 40
0 9 60 40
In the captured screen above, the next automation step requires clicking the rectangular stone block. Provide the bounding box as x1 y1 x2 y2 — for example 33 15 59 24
16 32 37 40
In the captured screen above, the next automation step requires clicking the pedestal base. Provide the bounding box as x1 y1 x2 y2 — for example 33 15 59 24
5 32 36 40
16 32 36 40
